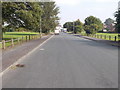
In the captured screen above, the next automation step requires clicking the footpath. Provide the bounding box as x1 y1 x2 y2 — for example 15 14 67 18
74 34 120 47
2 35 52 71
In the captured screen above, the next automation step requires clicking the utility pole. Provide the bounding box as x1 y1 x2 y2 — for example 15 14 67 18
73 21 74 33
40 16 42 37
67 22 69 32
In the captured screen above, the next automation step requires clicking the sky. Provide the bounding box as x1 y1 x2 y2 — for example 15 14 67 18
54 0 120 25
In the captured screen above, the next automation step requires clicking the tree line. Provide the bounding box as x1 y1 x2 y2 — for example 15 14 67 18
2 2 59 34
63 9 120 35
63 16 103 35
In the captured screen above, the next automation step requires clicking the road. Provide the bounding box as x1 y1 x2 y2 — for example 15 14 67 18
2 32 118 88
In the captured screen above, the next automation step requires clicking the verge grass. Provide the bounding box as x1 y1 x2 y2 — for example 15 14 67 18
0 32 40 48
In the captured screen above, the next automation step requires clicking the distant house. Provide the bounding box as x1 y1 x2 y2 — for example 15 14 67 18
103 23 115 32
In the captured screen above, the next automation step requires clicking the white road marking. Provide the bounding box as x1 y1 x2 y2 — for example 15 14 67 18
40 48 45 51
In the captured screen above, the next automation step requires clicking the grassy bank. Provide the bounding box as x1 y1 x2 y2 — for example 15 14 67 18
95 33 119 41
3 32 39 39
69 31 119 41
0 32 40 48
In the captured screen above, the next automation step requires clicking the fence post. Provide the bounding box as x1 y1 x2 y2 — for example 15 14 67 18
115 36 117 41
98 35 99 38
22 36 24 42
29 35 30 40
11 39 14 47
26 36 27 42
118 35 120 42
104 35 106 39
32 35 33 39
2 40 5 49
109 36 111 40
17 38 20 44
101 35 102 39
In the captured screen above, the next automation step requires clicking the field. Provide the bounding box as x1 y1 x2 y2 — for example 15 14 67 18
0 32 40 48
3 32 39 39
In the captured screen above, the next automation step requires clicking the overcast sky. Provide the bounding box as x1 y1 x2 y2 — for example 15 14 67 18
54 0 119 25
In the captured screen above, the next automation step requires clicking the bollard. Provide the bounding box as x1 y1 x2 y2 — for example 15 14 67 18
2 40 5 49
11 39 14 47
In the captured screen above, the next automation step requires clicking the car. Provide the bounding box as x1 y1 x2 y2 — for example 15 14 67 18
54 30 60 35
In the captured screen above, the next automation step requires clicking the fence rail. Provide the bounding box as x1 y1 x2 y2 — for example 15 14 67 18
81 33 119 42
0 34 42 49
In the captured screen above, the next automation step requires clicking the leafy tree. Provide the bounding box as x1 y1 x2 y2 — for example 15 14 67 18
63 19 84 33
84 16 103 34
2 2 59 34
74 19 83 34
63 22 73 32
115 8 120 33
40 2 59 33
2 2 43 32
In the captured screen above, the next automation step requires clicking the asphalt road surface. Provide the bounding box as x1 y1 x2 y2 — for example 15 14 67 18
2 32 118 88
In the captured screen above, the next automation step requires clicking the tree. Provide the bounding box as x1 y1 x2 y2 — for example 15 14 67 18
40 2 59 33
115 8 120 33
2 2 43 32
63 19 84 33
84 16 103 34
74 19 84 34
63 22 74 32
104 18 115 32
2 2 60 34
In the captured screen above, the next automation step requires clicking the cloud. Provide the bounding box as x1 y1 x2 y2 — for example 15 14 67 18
54 0 119 5
94 0 119 3
54 0 81 6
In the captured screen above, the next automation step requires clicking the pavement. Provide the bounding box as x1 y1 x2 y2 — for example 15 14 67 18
2 32 118 88
2 35 51 71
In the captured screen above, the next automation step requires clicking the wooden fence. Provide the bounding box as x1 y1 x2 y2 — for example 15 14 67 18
1 34 42 49
81 33 120 42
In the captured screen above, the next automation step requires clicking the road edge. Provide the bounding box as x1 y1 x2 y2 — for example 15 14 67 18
72 34 119 47
0 35 54 76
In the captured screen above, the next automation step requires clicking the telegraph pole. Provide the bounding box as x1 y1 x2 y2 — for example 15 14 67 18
73 21 74 33
40 16 42 37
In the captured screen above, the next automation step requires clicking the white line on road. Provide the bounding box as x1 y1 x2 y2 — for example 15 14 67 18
0 35 54 77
